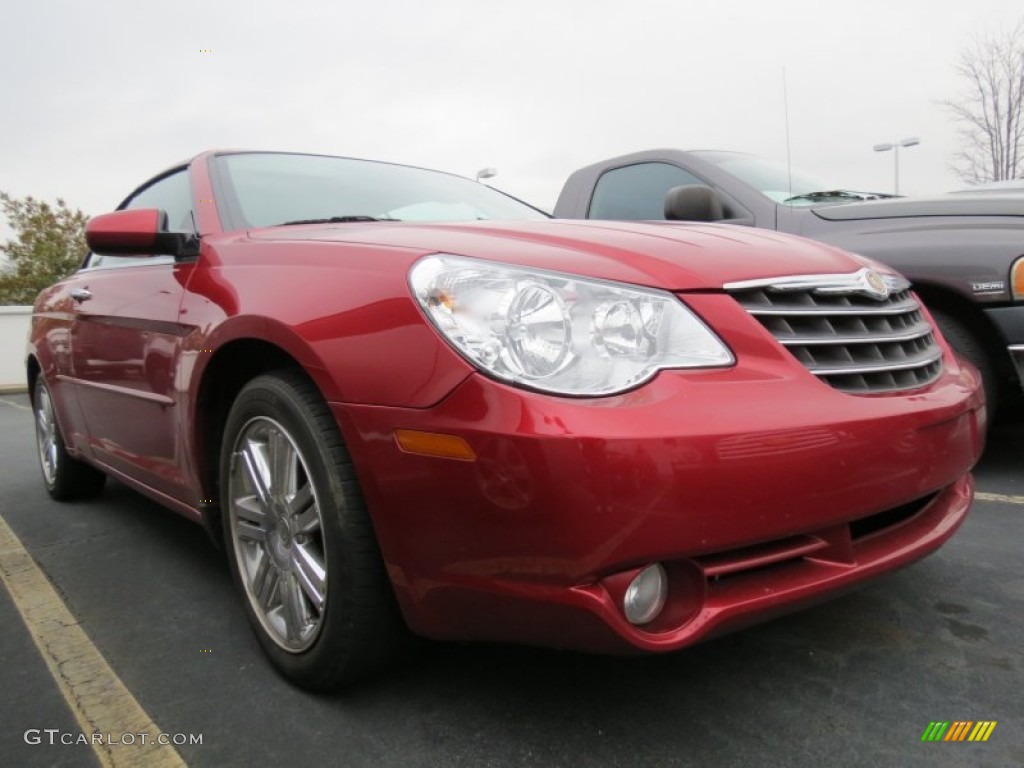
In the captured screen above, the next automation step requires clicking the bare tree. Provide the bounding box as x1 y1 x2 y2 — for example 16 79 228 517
945 20 1024 184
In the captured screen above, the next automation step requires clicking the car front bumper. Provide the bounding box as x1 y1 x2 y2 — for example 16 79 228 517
986 305 1024 391
1007 345 1024 389
333 357 984 654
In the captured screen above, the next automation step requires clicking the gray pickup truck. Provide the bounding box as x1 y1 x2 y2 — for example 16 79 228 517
554 149 1024 413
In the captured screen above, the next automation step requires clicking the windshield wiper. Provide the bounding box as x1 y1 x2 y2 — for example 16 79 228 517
279 215 400 226
783 190 896 203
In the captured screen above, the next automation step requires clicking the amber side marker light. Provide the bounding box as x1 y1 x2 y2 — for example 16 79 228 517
394 429 477 461
1012 256 1024 300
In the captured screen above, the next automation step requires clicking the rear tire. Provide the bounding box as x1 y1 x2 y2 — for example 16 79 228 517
219 370 405 690
33 377 106 501
930 310 999 413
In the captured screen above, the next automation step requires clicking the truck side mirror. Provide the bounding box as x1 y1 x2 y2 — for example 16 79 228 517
664 185 724 222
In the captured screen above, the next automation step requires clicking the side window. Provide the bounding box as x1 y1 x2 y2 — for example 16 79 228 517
85 170 193 269
589 163 705 220
125 170 194 233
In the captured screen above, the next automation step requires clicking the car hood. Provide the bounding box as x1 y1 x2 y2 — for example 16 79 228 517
812 193 1024 221
247 219 873 291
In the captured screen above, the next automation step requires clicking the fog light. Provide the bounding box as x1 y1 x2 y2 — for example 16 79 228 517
623 564 667 625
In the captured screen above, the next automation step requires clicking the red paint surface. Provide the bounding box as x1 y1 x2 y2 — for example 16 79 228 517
85 209 163 253
29 151 985 653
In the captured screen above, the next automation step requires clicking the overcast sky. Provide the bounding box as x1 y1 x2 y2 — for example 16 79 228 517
1 0 1022 220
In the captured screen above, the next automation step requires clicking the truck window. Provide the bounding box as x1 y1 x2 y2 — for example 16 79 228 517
589 163 705 219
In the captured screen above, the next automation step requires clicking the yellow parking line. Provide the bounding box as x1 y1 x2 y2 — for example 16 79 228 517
975 491 1024 505
0 514 186 768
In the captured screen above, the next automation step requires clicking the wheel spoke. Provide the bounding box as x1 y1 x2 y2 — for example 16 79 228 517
233 515 267 544
234 458 270 544
252 554 280 611
292 542 326 612
239 441 272 506
281 572 308 642
289 486 319 533
36 408 50 440
235 494 268 524
268 428 296 497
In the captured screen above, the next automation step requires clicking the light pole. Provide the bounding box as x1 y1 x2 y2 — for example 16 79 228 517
872 137 920 195
475 167 497 183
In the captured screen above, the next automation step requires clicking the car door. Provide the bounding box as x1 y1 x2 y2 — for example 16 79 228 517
69 169 197 500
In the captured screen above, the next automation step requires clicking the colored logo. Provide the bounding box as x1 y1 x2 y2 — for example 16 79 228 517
921 721 997 742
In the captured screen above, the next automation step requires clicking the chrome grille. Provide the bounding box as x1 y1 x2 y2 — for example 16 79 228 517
724 269 943 394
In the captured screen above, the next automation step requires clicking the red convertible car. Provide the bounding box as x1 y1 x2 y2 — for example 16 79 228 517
28 151 984 689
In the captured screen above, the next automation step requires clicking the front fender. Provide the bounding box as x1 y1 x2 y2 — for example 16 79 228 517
179 249 473 408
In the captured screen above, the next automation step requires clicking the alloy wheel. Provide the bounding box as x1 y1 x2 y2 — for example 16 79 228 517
228 416 328 652
35 384 59 487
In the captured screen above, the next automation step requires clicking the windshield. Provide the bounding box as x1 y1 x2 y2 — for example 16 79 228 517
691 151 836 207
214 152 548 228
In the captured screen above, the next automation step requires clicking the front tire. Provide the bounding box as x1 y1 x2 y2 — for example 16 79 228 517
220 370 404 690
33 377 106 501
930 310 999 413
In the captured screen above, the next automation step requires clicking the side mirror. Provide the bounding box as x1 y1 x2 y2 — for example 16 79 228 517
85 209 198 258
664 185 724 222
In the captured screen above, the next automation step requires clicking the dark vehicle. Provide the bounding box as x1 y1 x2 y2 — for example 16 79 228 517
555 150 1024 412
953 179 1024 194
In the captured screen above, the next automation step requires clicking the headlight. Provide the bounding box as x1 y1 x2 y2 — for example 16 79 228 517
409 254 733 396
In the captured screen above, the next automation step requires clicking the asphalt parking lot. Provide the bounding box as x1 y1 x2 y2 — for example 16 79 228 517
1 392 1021 768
